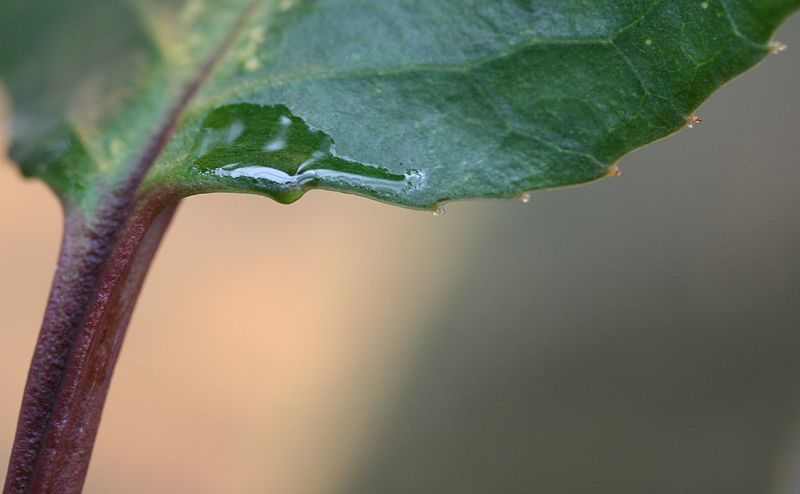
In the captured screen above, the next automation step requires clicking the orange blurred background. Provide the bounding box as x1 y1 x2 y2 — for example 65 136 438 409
0 115 487 491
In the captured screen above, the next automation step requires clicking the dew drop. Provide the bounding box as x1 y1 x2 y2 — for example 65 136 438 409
432 206 446 217
108 139 124 157
769 41 788 54
244 57 261 71
686 115 703 128
607 164 623 177
191 104 427 203
517 192 531 203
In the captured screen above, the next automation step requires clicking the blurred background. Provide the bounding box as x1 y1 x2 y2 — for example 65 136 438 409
2 15 799 494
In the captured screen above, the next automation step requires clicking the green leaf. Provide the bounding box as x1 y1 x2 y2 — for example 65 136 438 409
2 0 798 212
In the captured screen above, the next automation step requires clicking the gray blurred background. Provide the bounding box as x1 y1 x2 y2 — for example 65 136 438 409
343 16 800 494
1 12 799 494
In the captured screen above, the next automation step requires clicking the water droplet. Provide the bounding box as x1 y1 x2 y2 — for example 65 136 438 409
517 192 531 203
700 1 709 9
769 41 787 54
190 104 426 203
686 115 703 128
607 164 623 177
248 27 265 44
644 38 653 46
108 139 124 157
432 206 446 216
244 57 261 71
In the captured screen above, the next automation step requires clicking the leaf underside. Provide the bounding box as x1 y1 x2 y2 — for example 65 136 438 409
1 0 798 212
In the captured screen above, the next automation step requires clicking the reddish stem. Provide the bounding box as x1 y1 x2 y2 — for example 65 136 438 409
2 6 259 491
3 196 177 494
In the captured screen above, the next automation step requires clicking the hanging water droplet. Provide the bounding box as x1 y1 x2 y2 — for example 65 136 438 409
244 57 261 71
686 115 703 128
191 104 427 204
432 206 446 216
769 41 788 54
607 164 623 177
517 192 531 203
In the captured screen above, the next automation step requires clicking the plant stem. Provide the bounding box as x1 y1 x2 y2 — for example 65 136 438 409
2 5 259 490
3 195 177 494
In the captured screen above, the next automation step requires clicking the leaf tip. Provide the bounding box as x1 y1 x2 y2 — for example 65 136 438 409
768 40 788 54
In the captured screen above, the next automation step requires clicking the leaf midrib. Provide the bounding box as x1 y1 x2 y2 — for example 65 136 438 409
119 0 262 200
